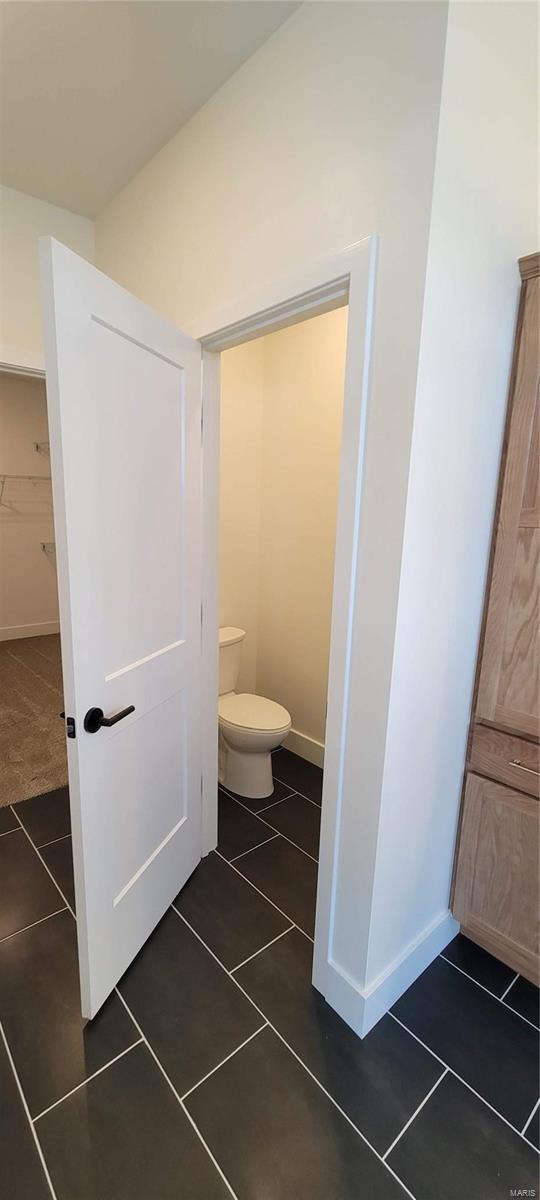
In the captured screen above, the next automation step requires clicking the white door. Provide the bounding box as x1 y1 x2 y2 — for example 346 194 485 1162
40 239 203 1018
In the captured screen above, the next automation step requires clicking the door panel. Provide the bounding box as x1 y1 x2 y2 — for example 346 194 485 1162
40 239 203 1017
496 527 539 726
453 773 539 983
476 277 539 736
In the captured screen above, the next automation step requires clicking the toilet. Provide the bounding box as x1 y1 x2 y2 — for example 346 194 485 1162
218 627 291 799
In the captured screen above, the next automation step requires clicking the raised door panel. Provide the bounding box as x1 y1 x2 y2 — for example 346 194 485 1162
453 773 539 983
494 526 539 733
476 276 539 737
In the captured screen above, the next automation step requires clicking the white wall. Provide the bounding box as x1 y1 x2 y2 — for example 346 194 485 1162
0 185 94 369
95 2 448 1007
220 307 347 755
0 373 59 639
363 0 538 995
94 1 537 1030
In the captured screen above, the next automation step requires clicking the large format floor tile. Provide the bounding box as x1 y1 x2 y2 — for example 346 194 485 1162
0 909 137 1117
186 1026 407 1200
0 806 18 834
392 956 539 1130
272 748 323 804
260 792 321 858
217 788 276 860
525 1103 540 1150
221 777 295 813
441 933 516 997
503 974 540 1028
119 908 262 1096
37 1042 230 1200
15 786 71 847
0 1033 50 1200
235 835 318 936
174 851 290 969
0 828 63 940
40 835 76 911
388 1070 540 1200
236 928 443 1154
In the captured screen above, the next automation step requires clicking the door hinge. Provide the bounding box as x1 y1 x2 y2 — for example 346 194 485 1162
200 404 204 443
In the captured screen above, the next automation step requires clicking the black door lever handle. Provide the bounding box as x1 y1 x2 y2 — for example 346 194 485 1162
84 705 135 734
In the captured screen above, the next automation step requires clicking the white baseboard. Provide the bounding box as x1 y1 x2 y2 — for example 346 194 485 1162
319 909 459 1038
283 727 324 769
0 620 60 642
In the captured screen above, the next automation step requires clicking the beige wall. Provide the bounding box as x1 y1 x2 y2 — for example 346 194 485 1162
220 339 264 693
0 373 59 639
220 307 347 753
0 184 94 370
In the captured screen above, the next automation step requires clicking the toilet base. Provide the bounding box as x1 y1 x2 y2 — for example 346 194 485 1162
220 742 274 800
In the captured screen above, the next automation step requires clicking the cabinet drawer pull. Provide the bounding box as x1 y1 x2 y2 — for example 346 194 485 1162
509 759 540 776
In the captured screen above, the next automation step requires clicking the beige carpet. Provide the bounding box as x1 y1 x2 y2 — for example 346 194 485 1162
0 634 68 807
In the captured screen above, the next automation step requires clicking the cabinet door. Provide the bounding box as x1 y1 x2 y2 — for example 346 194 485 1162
453 773 539 983
476 276 539 737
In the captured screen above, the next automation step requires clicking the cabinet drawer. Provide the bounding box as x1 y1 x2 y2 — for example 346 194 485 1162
469 724 539 797
453 773 539 983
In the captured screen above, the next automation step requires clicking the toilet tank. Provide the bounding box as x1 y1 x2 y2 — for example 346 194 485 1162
219 627 246 695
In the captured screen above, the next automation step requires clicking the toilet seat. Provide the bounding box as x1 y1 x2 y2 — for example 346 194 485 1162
219 692 290 736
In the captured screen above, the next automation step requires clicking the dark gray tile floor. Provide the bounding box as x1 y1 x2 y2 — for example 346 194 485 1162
40 835 76 911
0 826 63 940
0 805 18 834
16 785 71 847
1 748 538 1199
503 974 540 1029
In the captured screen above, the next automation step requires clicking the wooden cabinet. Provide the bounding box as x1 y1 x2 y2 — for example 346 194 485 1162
452 252 540 985
453 775 539 982
476 270 539 738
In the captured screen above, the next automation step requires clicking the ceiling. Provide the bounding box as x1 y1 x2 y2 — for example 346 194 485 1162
0 1 298 218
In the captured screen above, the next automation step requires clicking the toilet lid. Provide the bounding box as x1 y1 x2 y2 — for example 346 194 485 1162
219 693 291 734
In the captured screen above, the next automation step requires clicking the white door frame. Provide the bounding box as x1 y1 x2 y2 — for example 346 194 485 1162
191 236 379 1033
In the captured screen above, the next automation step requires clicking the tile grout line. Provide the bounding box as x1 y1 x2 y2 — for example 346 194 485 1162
521 1097 540 1137
214 848 314 940
271 773 322 810
180 1023 268 1102
220 790 319 863
439 955 539 1032
32 1039 144 1123
10 807 76 919
0 826 19 838
114 987 241 1200
229 833 280 863
0 1021 58 1200
389 1012 540 1154
172 906 416 1200
37 833 71 850
256 792 300 813
0 906 68 945
230 924 295 973
499 971 520 1001
382 1068 449 1161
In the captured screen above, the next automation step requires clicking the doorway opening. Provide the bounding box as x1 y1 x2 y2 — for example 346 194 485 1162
215 305 348 939
198 236 379 1033
0 368 68 815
